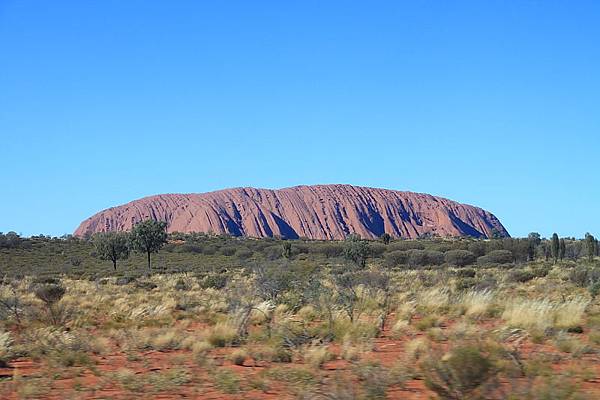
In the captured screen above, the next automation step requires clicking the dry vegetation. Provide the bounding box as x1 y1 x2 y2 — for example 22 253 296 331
1 232 600 399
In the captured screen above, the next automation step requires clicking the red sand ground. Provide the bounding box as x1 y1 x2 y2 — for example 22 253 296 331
1 318 599 399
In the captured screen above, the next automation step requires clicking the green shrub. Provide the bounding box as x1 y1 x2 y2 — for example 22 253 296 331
220 246 237 256
174 278 189 291
455 268 476 278
353 361 390 399
455 277 477 291
421 345 497 400
175 243 203 253
569 267 600 288
34 284 65 304
507 270 535 283
445 250 476 267
344 234 371 268
314 243 345 258
415 315 440 331
213 369 241 394
477 250 513 265
406 249 433 267
235 248 254 259
384 250 408 267
200 274 228 289
589 281 600 298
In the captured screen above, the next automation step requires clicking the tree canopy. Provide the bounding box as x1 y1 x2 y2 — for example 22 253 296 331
130 219 168 270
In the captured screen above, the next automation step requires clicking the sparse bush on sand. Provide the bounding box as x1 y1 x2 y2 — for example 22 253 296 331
0 234 597 398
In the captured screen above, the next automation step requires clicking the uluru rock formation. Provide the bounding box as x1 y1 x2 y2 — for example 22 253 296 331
74 185 509 240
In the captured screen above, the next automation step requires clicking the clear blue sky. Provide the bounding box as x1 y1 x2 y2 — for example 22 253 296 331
1 1 599 238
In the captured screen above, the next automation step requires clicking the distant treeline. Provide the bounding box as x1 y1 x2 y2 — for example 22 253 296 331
1 229 598 270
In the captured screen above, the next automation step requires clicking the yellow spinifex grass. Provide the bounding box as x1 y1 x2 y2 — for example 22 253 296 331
0 330 13 363
502 297 589 331
417 287 450 312
459 290 495 318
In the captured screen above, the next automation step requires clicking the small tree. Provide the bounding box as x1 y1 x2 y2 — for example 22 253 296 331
361 268 394 334
559 238 566 261
282 241 292 259
333 272 365 323
93 232 130 270
542 241 550 261
130 219 168 271
527 232 541 261
34 284 66 325
551 233 560 264
380 233 392 245
585 233 596 262
305 276 337 338
343 234 370 268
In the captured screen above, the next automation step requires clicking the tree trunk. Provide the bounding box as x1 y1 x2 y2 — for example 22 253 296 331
147 251 151 271
113 259 117 270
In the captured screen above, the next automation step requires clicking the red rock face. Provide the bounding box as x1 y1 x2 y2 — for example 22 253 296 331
74 185 509 239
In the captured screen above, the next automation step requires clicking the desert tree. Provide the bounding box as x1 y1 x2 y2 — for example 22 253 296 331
380 233 392 245
559 238 566 261
540 241 550 261
34 284 66 325
585 233 596 262
224 277 262 340
130 219 168 271
332 270 374 324
551 233 560 264
361 268 395 334
566 240 582 260
343 234 370 268
253 262 295 303
527 232 541 261
282 241 292 259
0 232 22 249
491 228 504 239
253 263 293 338
304 275 338 339
93 231 130 270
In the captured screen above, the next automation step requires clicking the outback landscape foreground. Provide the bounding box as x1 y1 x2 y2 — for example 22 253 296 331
1 224 600 399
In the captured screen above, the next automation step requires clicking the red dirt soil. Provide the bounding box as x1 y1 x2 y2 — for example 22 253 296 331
2 317 599 399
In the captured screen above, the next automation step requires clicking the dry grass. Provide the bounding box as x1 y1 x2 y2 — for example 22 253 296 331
417 288 450 313
502 297 589 331
0 330 13 367
229 348 248 365
303 345 332 369
459 290 495 319
206 322 238 347
404 338 430 362
0 244 598 400
391 319 411 338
